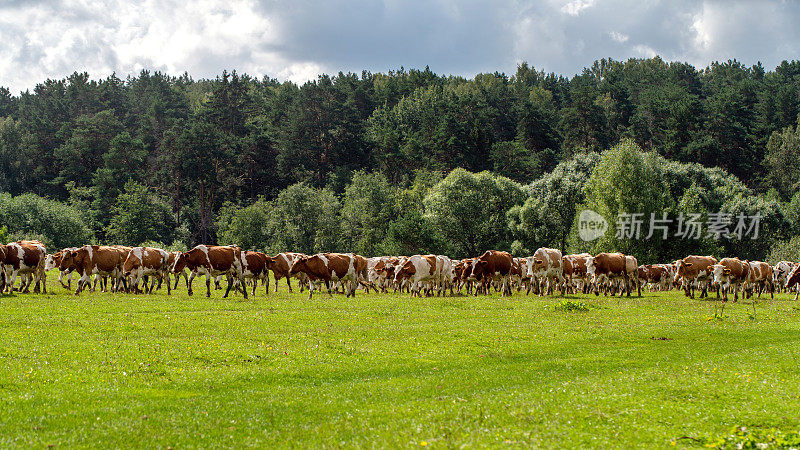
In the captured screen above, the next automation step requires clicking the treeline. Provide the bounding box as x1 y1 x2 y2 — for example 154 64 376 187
4 140 800 264
1 57 800 260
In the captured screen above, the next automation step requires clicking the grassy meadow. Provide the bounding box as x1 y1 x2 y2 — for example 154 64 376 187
1 272 800 448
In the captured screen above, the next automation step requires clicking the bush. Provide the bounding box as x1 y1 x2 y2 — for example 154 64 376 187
424 168 525 258
140 240 188 253
263 183 342 254
768 236 800 264
0 192 92 249
215 199 270 251
105 181 176 246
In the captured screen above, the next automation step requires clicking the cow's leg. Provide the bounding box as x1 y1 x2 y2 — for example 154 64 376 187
75 274 90 295
222 276 234 298
287 275 294 293
33 269 43 294
307 280 314 300
206 275 212 298
240 275 248 299
186 272 196 296
8 270 18 293
264 273 269 295
58 270 68 288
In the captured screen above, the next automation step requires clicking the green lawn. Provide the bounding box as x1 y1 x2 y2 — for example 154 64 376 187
1 272 800 448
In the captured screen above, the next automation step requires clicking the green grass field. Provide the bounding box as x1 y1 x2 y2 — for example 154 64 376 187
2 272 800 448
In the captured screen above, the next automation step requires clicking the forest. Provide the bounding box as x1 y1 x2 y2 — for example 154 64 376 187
1 57 799 262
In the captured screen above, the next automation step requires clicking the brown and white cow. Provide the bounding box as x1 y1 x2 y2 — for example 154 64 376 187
122 247 171 294
165 251 189 290
2 240 47 293
744 261 774 299
469 250 513 296
642 264 670 291
393 254 440 297
586 252 634 297
786 264 800 301
289 252 364 299
372 256 405 293
674 255 718 299
563 253 592 293
773 261 797 293
637 265 649 292
171 245 248 299
365 256 396 293
437 255 456 295
45 247 78 290
240 251 273 296
526 248 564 296
60 245 125 295
269 252 309 293
711 258 749 302
511 257 527 293
0 244 5 292
458 258 478 294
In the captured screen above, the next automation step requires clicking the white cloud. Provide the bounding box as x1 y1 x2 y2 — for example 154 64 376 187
0 0 798 93
633 44 657 58
560 0 596 16
609 31 629 43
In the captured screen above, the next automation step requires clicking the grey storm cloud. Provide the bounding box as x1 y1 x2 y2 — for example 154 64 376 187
1 0 799 93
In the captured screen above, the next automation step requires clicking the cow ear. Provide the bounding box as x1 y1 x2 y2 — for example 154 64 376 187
685 262 693 267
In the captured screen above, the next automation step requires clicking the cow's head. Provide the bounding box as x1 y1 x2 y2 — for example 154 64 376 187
711 264 730 284
172 252 189 274
393 260 415 284
59 250 79 273
289 256 309 276
44 252 59 271
674 261 692 282
585 257 596 278
525 257 545 278
786 264 800 289
470 260 489 281
122 253 141 278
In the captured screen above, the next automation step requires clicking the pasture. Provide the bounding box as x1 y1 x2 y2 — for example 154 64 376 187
2 273 800 448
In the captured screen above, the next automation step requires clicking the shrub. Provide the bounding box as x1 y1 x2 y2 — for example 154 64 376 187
105 181 176 246
0 192 92 249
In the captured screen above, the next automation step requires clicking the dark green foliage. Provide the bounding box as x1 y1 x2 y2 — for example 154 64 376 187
105 181 176 246
0 57 798 259
340 171 397 256
215 199 271 251
423 169 525 258
262 183 342 255
0 192 91 249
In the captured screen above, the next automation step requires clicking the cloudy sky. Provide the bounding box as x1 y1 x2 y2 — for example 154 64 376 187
1 0 798 93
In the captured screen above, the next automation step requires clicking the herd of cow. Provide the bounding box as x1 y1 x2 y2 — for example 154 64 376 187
2 240 800 303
